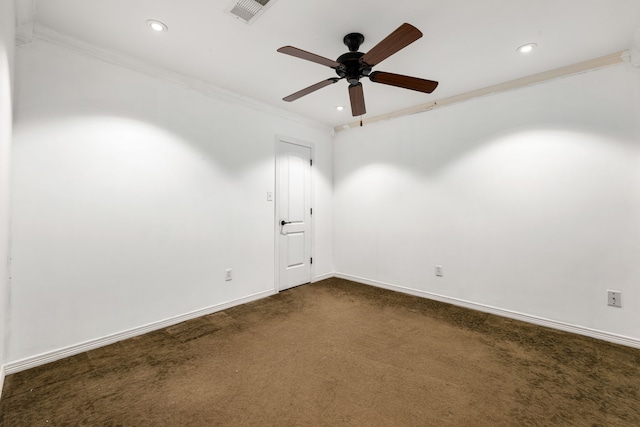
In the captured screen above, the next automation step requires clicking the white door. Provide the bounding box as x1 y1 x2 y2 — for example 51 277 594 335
277 140 312 291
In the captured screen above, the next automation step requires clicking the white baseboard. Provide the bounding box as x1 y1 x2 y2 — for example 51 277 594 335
4 289 276 375
313 272 335 282
334 273 640 349
5 274 638 376
0 364 5 400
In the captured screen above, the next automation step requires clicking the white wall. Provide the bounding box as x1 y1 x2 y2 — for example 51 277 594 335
334 64 640 342
9 39 333 363
0 0 16 372
8 29 640 368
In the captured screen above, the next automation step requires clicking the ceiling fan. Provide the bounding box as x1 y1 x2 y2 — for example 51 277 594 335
277 23 439 117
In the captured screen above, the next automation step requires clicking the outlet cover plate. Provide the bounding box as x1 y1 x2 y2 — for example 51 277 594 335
435 265 443 277
607 290 621 308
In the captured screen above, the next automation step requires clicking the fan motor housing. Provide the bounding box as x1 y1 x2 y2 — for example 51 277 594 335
336 51 372 84
335 32 371 84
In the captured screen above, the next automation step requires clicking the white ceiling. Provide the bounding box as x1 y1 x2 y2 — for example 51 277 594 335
21 0 640 127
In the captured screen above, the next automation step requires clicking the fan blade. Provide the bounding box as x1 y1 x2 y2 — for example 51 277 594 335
283 78 340 102
369 71 439 93
277 46 341 69
361 23 423 66
348 83 366 116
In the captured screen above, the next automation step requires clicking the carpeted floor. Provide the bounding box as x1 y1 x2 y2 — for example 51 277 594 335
1 278 639 426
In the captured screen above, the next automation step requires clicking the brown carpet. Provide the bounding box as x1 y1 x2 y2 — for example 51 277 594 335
1 278 639 426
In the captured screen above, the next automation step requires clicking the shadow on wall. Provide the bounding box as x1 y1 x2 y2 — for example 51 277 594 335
13 112 274 174
335 122 638 200
337 116 637 177
11 113 242 262
11 113 281 254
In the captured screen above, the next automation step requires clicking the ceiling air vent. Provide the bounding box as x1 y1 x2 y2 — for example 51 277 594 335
226 0 276 24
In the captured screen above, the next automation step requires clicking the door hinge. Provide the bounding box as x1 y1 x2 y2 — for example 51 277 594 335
310 208 313 215
310 257 313 264
310 159 313 166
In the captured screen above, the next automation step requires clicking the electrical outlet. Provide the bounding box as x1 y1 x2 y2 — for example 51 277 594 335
225 269 232 281
435 265 443 277
267 192 273 201
607 290 621 308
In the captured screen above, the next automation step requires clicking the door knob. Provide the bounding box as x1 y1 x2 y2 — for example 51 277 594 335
281 220 292 226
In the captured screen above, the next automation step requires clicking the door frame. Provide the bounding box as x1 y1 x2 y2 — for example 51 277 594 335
274 135 315 292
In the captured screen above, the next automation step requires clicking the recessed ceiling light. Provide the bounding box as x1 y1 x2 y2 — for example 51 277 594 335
147 19 168 32
336 106 344 111
517 43 537 54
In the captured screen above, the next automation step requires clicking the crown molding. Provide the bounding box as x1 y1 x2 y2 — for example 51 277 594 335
335 50 628 132
19 24 332 136
15 25 33 46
